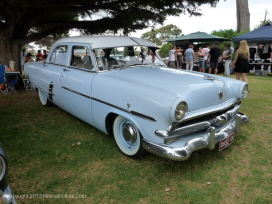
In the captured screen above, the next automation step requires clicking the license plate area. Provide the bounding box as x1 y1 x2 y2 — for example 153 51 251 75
219 133 235 151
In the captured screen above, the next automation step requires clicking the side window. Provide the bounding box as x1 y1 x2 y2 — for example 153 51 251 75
49 45 68 65
70 46 93 69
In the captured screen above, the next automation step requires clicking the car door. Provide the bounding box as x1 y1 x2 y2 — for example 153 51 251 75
60 43 96 125
42 43 69 107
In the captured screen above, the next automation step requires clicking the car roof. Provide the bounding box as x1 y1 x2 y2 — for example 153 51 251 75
54 35 159 49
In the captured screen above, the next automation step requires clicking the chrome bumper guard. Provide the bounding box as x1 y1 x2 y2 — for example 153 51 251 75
0 185 17 204
142 113 249 161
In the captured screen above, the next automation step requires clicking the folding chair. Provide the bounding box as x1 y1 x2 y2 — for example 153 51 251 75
0 65 8 95
6 74 18 94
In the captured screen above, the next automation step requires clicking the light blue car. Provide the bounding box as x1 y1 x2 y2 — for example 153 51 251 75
25 36 249 161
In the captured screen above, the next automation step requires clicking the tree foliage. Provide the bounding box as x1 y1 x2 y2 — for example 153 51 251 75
254 19 272 29
141 24 182 46
158 43 174 58
210 29 250 50
0 0 220 70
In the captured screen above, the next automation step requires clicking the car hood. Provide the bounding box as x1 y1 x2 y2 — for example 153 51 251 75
94 66 237 112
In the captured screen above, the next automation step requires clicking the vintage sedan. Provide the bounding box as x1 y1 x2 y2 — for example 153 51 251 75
25 36 249 161
0 143 17 204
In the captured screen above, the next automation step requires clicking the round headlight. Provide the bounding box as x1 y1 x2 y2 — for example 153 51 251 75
242 84 249 98
175 102 188 121
0 156 7 181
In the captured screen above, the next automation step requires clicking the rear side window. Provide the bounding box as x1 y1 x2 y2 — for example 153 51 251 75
49 45 68 65
70 46 93 69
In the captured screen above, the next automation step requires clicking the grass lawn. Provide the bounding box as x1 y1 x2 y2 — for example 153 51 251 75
0 74 271 204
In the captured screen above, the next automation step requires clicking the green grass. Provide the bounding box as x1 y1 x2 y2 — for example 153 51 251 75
1 74 272 204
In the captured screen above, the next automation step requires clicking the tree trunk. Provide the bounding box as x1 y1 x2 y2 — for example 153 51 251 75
0 36 21 72
236 0 250 32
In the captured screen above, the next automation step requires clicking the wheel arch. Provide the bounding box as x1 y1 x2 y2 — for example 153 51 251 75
105 112 118 136
105 111 144 137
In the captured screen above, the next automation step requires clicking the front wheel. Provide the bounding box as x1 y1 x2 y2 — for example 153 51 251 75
38 89 52 106
113 116 146 159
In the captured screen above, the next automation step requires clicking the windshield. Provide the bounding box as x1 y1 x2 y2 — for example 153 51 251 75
94 46 165 71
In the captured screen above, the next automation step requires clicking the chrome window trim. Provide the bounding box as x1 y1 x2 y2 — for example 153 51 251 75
66 66 97 73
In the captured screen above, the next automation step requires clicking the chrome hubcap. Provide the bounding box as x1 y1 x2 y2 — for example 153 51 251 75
122 122 137 145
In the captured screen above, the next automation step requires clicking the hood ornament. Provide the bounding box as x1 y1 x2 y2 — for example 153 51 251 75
203 75 221 81
219 91 223 99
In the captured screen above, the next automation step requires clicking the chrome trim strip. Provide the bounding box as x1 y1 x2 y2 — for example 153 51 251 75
61 86 156 122
91 97 130 113
92 97 156 122
143 113 248 161
61 86 91 99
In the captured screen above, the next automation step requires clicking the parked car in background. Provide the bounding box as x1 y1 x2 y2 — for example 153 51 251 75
25 36 249 161
0 143 16 203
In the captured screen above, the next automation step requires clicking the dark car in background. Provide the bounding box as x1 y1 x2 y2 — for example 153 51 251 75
0 143 16 203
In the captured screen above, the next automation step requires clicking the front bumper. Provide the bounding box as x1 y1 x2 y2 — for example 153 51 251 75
0 185 17 204
142 113 249 161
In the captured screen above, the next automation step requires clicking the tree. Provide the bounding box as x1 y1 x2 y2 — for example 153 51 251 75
0 0 220 71
211 29 249 50
236 0 250 32
141 24 182 46
33 33 70 50
254 19 272 29
158 43 173 58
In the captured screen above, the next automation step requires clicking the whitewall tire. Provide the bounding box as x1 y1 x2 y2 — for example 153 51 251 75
38 89 52 106
113 116 146 159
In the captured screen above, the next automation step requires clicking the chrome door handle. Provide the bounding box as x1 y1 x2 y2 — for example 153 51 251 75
63 69 70 72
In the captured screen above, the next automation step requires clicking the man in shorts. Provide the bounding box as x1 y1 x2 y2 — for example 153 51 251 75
168 46 176 68
208 42 221 74
222 44 233 76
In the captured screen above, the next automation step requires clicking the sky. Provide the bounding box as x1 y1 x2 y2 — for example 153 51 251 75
130 0 271 37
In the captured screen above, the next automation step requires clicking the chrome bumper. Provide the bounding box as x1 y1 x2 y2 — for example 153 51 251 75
142 113 249 161
0 185 17 204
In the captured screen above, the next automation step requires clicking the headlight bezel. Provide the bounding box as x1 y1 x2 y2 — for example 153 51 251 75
242 84 249 98
237 84 249 99
170 99 188 122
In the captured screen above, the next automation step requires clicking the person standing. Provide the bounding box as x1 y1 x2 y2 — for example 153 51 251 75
36 50 43 61
197 47 205 72
147 48 155 63
43 50 48 60
203 45 210 72
25 53 34 63
20 49 27 71
222 44 233 76
232 40 250 83
139 49 145 64
168 46 176 68
185 45 194 71
208 42 221 74
175 47 184 69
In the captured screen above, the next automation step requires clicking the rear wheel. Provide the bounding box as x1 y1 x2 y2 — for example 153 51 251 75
38 89 52 106
113 116 146 159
